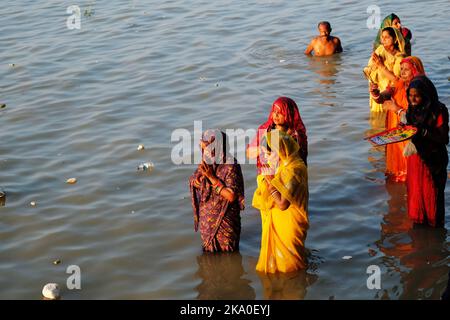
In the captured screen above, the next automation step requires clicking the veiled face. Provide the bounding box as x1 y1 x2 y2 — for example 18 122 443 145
259 145 279 170
408 88 423 107
200 140 215 163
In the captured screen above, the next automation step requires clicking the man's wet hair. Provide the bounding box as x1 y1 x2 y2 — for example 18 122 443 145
318 21 331 31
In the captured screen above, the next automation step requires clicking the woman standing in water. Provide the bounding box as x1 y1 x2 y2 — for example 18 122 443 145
365 27 407 112
404 76 449 227
189 129 245 252
370 56 426 182
247 96 308 171
253 130 309 273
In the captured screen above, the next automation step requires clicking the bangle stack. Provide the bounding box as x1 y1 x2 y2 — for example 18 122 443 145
213 180 225 195
371 91 380 99
270 189 279 198
397 109 404 117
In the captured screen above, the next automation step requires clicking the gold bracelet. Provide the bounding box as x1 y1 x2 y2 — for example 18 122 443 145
270 189 279 198
216 185 225 195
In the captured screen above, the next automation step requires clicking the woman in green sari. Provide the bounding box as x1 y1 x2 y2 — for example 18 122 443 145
373 13 412 55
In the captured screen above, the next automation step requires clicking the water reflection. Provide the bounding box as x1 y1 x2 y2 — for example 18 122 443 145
375 180 449 299
307 55 341 107
256 269 318 300
195 252 256 300
365 110 387 181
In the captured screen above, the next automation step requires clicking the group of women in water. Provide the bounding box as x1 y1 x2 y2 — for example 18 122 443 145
189 13 449 276
365 13 448 228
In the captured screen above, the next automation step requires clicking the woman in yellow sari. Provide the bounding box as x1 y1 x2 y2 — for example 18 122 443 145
253 130 309 273
365 27 407 112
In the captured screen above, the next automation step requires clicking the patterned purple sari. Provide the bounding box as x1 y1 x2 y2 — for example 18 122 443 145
189 130 245 252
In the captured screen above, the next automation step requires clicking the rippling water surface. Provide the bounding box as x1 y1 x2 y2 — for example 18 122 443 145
1 0 449 299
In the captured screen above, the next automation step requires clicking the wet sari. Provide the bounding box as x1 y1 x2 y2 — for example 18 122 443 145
253 131 309 273
189 130 245 252
405 76 449 227
384 56 425 181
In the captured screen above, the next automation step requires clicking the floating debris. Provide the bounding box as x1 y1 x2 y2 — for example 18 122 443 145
0 191 5 206
0 103 6 109
215 83 219 87
66 178 77 184
368 249 377 257
279 59 286 63
8 63 16 67
199 77 207 81
137 162 154 172
342 256 352 260
30 201 37 207
53 259 61 265
84 7 94 17
137 144 145 151
42 283 60 300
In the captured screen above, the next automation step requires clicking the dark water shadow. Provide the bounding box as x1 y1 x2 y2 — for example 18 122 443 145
256 269 318 300
374 180 449 299
365 110 387 181
195 252 256 300
306 55 342 107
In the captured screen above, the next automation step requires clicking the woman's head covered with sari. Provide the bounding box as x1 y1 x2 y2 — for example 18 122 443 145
263 129 301 166
374 14 410 52
401 56 425 78
379 27 407 55
406 75 446 127
191 129 244 233
249 97 307 171
406 75 449 187
260 97 307 142
200 129 232 166
255 130 308 212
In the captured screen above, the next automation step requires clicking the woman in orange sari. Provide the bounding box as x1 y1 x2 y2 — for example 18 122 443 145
253 130 309 273
370 56 425 182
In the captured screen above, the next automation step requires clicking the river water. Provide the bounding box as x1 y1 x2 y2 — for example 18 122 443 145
0 0 449 299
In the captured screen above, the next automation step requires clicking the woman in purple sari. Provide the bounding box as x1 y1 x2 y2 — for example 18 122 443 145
189 129 245 252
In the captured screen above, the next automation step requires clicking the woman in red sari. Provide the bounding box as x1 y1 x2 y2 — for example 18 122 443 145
404 76 449 227
247 97 307 173
190 129 245 252
370 56 425 182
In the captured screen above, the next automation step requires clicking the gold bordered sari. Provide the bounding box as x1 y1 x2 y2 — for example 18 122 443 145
253 131 309 273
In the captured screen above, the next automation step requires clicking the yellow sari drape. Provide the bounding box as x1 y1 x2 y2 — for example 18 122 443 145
367 45 405 112
253 131 309 273
366 28 406 113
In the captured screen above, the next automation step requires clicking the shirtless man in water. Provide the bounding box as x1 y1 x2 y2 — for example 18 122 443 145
304 21 343 56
